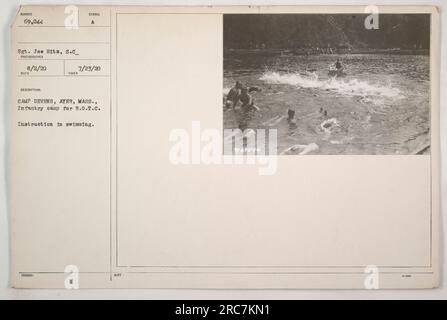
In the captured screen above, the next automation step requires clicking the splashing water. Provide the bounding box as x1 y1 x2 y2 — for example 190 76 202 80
223 87 231 95
320 118 339 134
259 71 403 100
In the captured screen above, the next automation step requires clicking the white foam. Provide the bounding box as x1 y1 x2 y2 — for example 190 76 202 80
281 143 319 155
223 87 231 95
320 118 339 133
260 71 403 99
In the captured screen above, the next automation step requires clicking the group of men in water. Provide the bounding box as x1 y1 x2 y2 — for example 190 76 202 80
224 59 343 130
224 81 262 131
224 81 261 111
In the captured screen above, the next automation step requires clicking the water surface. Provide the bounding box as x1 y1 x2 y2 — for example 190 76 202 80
223 52 430 155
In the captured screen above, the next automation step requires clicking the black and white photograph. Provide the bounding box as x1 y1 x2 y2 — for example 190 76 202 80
223 14 431 155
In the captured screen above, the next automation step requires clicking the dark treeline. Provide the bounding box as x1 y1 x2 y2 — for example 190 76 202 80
224 14 430 51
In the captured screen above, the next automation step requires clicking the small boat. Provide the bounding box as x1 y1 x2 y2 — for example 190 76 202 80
328 66 346 77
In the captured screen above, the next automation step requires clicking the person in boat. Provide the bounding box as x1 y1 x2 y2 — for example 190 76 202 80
334 59 343 71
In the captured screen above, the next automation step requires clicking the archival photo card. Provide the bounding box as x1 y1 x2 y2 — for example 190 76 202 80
9 5 440 289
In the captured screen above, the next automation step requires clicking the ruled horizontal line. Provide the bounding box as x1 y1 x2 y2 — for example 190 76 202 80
18 271 435 275
18 58 111 61
17 42 110 44
17 25 111 28
18 75 111 78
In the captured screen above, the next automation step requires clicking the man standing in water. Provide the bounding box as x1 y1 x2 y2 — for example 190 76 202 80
287 108 298 129
224 81 243 109
225 82 261 131
239 87 260 111
236 86 260 131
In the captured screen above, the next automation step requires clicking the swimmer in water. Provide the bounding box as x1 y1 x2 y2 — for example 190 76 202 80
288 108 295 121
287 108 297 128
